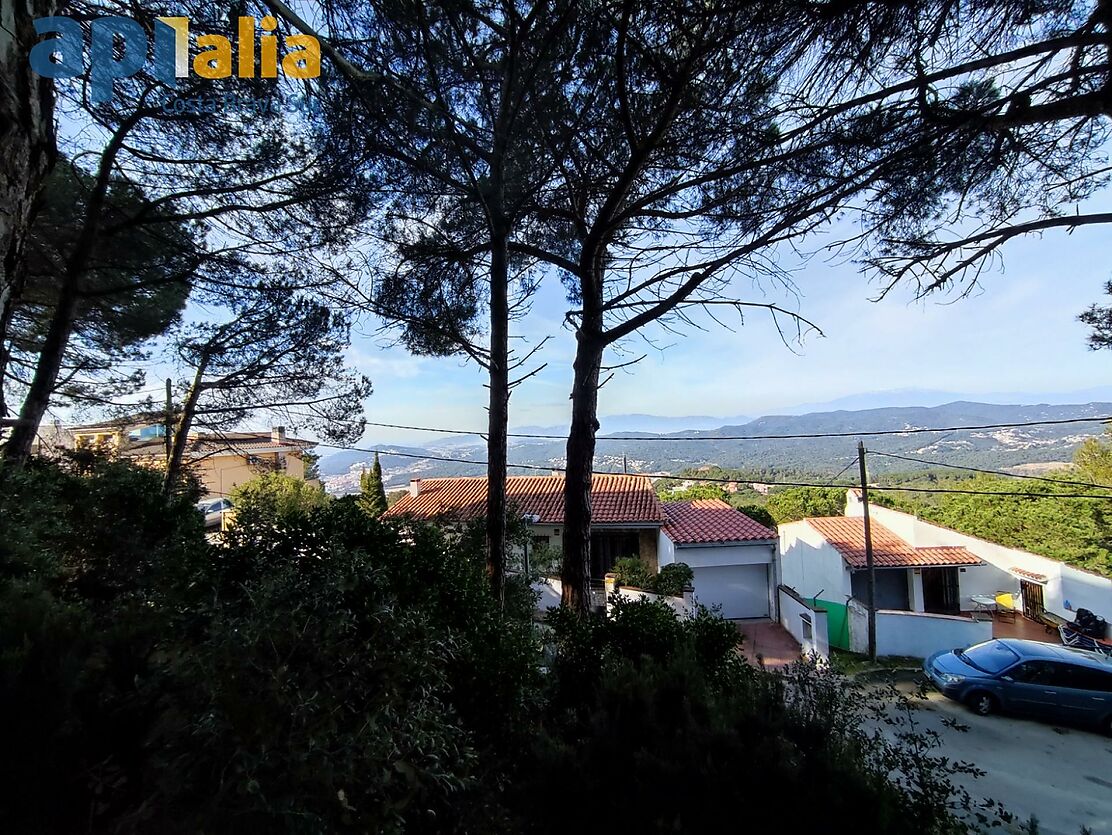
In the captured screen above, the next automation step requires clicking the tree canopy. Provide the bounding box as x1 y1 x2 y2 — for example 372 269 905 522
3 162 193 417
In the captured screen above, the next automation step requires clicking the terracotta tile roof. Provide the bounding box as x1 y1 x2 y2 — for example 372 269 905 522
383 474 664 525
804 517 981 568
1009 566 1049 583
662 499 776 544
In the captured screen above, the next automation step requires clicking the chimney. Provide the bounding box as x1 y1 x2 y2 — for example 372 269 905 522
409 478 422 497
271 425 286 443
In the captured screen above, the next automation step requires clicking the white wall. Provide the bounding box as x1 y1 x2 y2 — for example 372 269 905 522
532 577 562 614
779 586 829 661
657 529 676 567
607 584 694 619
847 598 993 659
955 564 1011 610
846 494 1112 620
778 521 853 605
675 542 774 567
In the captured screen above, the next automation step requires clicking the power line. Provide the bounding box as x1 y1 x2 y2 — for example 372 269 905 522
866 484 1112 499
826 457 858 486
868 449 1112 492
357 414 1112 442
319 443 1112 500
319 442 858 485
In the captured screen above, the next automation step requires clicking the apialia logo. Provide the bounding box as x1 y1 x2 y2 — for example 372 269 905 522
29 14 320 104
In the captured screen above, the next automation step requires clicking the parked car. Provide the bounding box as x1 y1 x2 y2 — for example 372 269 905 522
924 638 1112 735
196 497 233 528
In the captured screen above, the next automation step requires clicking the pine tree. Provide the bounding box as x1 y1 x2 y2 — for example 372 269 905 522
359 453 388 518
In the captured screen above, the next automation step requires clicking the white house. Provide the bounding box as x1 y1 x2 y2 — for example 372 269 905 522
658 499 778 619
778 515 995 653
844 491 1112 625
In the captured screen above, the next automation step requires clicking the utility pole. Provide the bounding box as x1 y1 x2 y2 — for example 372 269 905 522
164 377 173 464
857 440 877 661
623 453 628 474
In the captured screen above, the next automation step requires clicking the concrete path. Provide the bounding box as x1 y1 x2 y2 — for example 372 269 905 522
898 684 1112 835
732 619 801 669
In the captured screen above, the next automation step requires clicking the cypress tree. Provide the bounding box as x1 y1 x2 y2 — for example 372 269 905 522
359 453 389 518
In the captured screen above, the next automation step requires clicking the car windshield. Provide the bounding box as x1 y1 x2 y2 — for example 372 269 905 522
959 641 1020 674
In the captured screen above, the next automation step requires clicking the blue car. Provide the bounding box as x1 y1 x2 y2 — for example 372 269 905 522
924 638 1112 735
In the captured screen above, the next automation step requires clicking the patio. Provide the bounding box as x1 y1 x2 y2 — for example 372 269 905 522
990 613 1062 644
733 619 802 669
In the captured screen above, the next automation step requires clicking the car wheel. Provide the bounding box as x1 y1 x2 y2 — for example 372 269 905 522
966 691 996 716
1101 714 1112 737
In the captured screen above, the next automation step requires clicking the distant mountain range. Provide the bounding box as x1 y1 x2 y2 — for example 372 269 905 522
778 386 1112 414
319 399 1112 494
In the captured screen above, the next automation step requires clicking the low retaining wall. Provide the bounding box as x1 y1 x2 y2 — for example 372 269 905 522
847 599 992 658
533 577 694 619
605 577 694 618
778 585 829 661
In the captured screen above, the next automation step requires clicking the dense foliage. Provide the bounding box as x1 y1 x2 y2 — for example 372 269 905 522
656 483 730 502
765 486 848 524
0 457 979 833
612 557 693 597
0 458 537 833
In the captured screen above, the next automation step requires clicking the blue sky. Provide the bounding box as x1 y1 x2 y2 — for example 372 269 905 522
352 218 1112 445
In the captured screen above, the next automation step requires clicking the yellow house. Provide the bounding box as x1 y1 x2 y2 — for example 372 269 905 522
160 427 318 498
41 421 317 498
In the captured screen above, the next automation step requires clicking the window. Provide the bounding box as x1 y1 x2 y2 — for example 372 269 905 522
1009 661 1055 684
1060 666 1112 693
800 613 813 640
960 642 1020 675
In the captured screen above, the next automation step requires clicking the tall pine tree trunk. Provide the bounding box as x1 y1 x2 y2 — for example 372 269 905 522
164 357 209 491
0 0 56 420
486 227 510 603
560 275 604 613
3 118 136 464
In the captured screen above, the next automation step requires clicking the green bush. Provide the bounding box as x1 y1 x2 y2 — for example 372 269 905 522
612 555 654 589
613 559 692 597
514 639 970 835
654 562 694 596
0 457 541 834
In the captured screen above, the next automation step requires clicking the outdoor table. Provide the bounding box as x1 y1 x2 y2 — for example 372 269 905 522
970 595 997 619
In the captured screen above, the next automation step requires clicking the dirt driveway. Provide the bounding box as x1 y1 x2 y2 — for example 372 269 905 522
903 685 1112 834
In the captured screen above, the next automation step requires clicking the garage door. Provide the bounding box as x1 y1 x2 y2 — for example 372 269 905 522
692 564 769 619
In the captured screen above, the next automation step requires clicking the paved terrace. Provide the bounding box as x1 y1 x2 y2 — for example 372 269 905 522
733 619 802 669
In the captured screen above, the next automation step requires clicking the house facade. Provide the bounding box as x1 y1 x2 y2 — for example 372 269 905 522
778 515 992 651
37 420 316 498
659 499 778 619
384 474 664 576
844 491 1112 625
385 477 780 615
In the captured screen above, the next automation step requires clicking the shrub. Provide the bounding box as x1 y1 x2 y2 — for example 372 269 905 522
605 595 686 664
513 647 971 835
0 456 975 834
612 555 654 589
0 457 541 834
654 562 694 596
